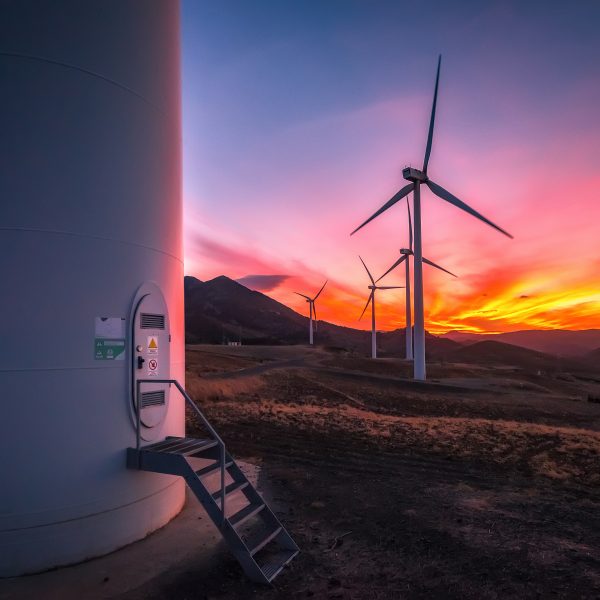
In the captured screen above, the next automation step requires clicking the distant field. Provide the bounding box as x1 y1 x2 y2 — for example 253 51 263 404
152 345 600 598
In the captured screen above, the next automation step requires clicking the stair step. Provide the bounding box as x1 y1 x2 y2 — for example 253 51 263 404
229 502 266 529
129 412 298 585
156 439 197 454
212 480 249 502
179 439 219 456
194 460 233 479
165 439 217 456
261 549 299 582
246 526 282 556
143 437 217 456
143 437 190 452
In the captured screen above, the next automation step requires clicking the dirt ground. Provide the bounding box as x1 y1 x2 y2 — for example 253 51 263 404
137 345 600 599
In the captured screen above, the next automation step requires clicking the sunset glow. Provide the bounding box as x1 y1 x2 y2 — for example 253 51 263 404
182 2 600 334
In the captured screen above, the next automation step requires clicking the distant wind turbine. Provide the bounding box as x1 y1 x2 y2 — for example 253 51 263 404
358 257 403 359
351 55 512 380
295 280 327 345
377 195 457 361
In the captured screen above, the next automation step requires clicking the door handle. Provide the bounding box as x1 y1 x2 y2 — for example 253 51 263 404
137 356 145 370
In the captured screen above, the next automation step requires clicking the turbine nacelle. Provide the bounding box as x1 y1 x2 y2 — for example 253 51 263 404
402 167 428 182
400 248 412 255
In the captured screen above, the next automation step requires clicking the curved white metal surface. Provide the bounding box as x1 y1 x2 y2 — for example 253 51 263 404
0 0 185 576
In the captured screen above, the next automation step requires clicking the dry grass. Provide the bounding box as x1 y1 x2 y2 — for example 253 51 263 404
185 372 265 403
185 351 600 485
191 382 600 484
133 347 600 599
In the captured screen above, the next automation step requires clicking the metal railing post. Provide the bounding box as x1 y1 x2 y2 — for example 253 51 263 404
220 443 226 524
136 379 141 452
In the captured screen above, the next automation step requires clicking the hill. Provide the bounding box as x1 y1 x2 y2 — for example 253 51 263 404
184 275 459 355
185 275 306 345
442 329 600 357
441 340 558 370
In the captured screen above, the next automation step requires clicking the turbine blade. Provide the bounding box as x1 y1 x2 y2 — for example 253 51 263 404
375 254 408 283
377 286 405 289
422 256 457 278
350 183 414 235
423 55 441 174
358 255 375 285
294 292 311 300
313 303 318 325
426 180 513 238
407 196 413 251
313 279 328 300
359 292 373 321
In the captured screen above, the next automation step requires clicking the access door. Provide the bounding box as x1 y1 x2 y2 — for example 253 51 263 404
132 286 170 430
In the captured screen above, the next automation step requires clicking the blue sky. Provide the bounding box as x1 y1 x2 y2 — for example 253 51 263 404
180 0 600 332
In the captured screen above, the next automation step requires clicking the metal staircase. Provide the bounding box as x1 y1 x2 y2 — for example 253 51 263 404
127 379 298 584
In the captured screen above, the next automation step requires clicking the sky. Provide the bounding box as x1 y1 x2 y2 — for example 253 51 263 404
181 0 600 334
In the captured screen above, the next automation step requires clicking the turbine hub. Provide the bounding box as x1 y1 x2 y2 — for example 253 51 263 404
402 167 427 182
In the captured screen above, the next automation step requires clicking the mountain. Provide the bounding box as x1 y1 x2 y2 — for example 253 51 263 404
184 276 599 366
441 329 600 357
185 275 306 345
441 340 559 370
184 275 459 355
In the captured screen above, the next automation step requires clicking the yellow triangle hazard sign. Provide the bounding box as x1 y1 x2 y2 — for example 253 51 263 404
149 337 158 349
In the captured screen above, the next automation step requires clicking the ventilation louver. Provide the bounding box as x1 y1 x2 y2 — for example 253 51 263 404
140 313 165 329
140 390 165 408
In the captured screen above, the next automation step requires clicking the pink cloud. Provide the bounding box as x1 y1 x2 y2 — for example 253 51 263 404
183 74 600 333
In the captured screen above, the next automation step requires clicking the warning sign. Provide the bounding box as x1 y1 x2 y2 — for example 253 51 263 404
148 358 158 376
147 336 158 355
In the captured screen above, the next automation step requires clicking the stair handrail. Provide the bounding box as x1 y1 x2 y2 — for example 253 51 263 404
135 378 227 522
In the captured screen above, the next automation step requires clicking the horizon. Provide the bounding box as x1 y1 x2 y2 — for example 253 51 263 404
187 274 600 336
181 1 600 335
3 3 600 594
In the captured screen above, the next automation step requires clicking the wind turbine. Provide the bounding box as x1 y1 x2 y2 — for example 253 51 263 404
351 55 512 381
358 257 403 359
377 195 457 361
295 280 327 345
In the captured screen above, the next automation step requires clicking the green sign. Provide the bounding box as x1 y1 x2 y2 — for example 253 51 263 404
95 338 126 360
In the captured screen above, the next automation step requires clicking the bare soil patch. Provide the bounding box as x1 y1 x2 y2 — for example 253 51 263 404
131 345 600 599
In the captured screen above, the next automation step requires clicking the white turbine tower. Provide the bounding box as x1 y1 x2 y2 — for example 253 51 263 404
295 280 327 345
358 257 403 359
351 55 512 381
377 196 457 361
